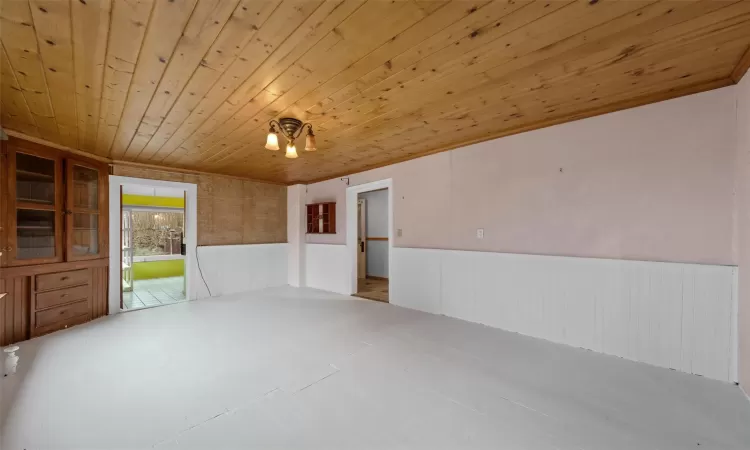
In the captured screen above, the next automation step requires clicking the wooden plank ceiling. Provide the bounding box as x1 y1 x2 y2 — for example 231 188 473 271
2 0 750 184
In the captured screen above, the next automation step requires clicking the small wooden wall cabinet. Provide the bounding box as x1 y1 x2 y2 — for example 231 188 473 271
306 202 336 234
0 136 109 346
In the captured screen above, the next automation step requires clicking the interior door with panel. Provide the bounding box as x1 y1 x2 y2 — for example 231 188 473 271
357 199 367 279
6 143 64 266
66 159 106 261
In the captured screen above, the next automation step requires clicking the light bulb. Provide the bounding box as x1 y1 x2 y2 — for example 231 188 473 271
305 130 317 151
285 141 298 159
265 130 279 151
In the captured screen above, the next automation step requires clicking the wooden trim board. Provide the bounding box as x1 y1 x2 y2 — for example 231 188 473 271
366 237 388 241
732 45 750 83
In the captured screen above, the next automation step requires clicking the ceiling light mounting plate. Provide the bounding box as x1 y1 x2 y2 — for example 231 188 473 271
277 117 304 139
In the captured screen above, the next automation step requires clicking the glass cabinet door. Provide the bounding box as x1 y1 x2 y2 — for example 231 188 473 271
66 161 103 260
8 148 63 265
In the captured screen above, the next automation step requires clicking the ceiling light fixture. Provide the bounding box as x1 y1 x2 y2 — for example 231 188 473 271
265 118 316 158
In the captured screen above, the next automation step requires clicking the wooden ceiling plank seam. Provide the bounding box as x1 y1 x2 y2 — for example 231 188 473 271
731 43 750 83
196 0 553 166
306 0 655 144
478 0 736 89
0 0 60 141
183 0 435 162
421 5 750 134
303 0 533 117
289 0 501 117
214 17 746 175
187 0 443 165
94 0 156 156
66 0 82 150
369 47 743 152
155 0 360 164
159 0 369 164
0 103 39 137
314 36 746 157
203 0 536 167
150 0 324 161
368 64 736 165
3 0 748 183
282 75 734 185
123 0 242 160
0 42 39 135
108 0 200 159
203 1 521 166
145 0 300 162
71 0 113 153
122 0 243 161
207 2 649 167
133 0 282 161
307 0 577 128
311 0 658 137
29 0 79 148
246 0 574 158
312 55 739 170
286 0 741 149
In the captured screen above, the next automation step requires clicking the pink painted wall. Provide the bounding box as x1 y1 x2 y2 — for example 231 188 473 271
735 74 750 392
307 87 738 266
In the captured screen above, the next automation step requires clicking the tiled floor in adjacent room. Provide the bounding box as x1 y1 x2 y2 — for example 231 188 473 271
2 286 749 449
122 276 186 310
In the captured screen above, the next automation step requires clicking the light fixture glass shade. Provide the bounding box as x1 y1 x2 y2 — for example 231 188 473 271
265 131 279 150
285 141 298 159
305 132 317 151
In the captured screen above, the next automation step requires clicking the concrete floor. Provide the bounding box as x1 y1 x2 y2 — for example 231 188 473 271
2 286 749 449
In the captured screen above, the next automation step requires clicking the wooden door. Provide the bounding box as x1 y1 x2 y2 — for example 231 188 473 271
357 199 366 279
65 159 106 261
5 142 64 266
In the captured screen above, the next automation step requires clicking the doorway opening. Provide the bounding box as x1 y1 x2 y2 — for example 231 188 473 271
354 188 389 303
120 184 187 311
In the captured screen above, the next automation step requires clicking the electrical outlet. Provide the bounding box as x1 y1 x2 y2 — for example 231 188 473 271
397 228 403 237
476 228 484 239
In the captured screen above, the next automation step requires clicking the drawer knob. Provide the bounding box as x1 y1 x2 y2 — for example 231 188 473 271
61 294 68 298
60 276 69 281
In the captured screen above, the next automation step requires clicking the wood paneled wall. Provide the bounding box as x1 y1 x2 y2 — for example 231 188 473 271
0 276 30 347
90 266 108 320
111 164 286 246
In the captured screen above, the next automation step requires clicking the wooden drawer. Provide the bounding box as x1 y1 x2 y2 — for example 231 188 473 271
36 285 89 310
33 310 90 337
36 269 90 292
35 298 89 330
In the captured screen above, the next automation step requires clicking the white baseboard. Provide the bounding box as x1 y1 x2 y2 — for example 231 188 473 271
305 244 349 295
391 247 738 383
195 243 288 298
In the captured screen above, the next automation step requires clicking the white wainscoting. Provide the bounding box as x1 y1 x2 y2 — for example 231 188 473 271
391 247 738 383
194 244 288 298
306 244 350 295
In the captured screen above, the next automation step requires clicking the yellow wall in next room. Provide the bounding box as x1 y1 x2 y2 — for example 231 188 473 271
122 194 184 208
133 259 184 280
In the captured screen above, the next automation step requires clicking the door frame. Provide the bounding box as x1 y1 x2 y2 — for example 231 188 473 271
108 176 198 315
346 178 392 296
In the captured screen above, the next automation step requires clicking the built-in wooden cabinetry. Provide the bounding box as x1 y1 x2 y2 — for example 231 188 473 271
0 137 109 346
